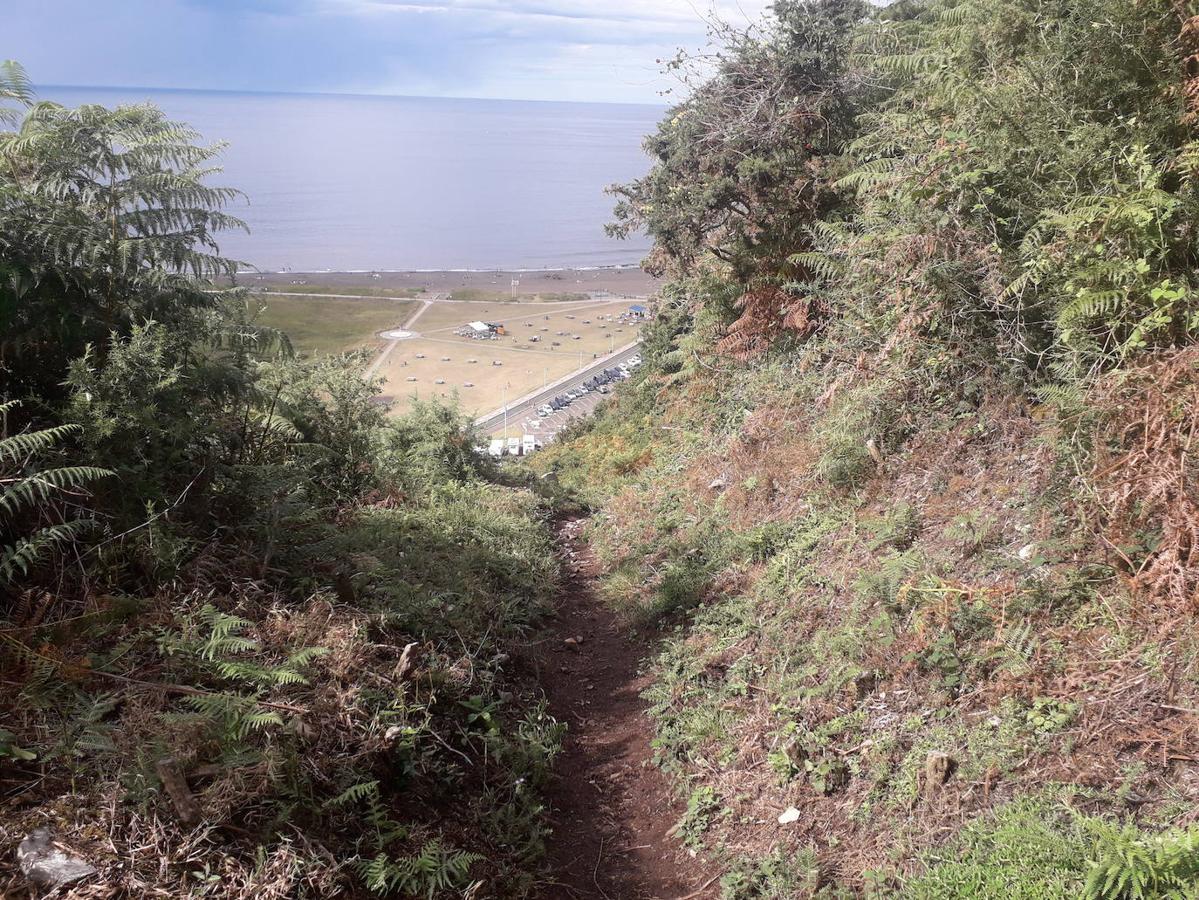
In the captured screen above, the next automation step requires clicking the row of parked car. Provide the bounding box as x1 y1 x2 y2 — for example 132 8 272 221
536 355 642 418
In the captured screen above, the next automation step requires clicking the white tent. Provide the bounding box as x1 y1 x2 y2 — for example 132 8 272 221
468 321 491 333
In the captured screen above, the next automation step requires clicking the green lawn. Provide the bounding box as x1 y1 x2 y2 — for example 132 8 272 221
255 294 421 356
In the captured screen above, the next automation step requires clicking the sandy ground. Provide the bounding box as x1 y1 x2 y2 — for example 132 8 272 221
238 266 661 298
376 299 640 416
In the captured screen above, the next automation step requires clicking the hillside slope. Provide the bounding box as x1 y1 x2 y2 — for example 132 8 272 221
534 0 1199 895
0 70 567 898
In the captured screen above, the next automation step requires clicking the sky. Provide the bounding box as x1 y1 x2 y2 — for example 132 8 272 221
8 0 776 105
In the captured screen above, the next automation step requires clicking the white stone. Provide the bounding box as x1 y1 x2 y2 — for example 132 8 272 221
778 806 801 825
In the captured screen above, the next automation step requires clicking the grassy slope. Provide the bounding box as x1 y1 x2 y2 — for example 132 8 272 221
534 345 1199 897
0 476 566 897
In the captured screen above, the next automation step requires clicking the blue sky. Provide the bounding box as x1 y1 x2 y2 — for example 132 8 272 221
9 0 774 105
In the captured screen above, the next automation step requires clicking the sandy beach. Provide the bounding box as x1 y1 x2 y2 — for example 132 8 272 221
234 266 661 298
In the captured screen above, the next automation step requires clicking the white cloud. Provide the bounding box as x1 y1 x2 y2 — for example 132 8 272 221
329 0 771 28
334 0 777 102
11 0 779 103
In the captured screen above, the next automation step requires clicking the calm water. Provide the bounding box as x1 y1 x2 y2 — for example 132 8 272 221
39 87 661 272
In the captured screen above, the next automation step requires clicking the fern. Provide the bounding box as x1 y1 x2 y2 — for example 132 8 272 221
354 842 484 899
0 60 33 126
0 401 111 584
0 423 84 465
788 251 846 281
1084 821 1199 899
180 692 283 740
327 780 381 809
0 466 114 515
152 603 326 745
0 519 93 582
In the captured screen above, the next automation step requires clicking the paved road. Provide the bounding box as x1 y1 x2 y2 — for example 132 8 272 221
475 342 641 437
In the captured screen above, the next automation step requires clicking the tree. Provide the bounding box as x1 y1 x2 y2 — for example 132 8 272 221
0 63 247 403
608 0 870 357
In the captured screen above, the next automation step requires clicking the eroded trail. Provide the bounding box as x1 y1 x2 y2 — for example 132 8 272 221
531 517 718 900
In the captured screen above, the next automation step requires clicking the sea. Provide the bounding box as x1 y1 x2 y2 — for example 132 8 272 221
37 87 663 273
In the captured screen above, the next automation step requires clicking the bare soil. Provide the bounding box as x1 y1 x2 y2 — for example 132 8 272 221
530 517 719 900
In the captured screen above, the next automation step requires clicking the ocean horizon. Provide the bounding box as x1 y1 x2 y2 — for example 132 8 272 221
37 86 662 273
38 83 670 108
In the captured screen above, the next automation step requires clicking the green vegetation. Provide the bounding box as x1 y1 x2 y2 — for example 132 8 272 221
11 0 1199 889
535 0 1199 895
904 795 1199 900
0 64 562 897
250 293 421 355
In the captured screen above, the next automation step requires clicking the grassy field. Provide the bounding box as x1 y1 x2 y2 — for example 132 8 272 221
257 292 643 415
377 299 640 416
255 294 421 356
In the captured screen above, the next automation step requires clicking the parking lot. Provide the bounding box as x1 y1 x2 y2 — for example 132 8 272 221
375 299 642 416
485 352 642 457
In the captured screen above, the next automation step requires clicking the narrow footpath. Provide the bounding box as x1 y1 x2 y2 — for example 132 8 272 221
532 517 719 900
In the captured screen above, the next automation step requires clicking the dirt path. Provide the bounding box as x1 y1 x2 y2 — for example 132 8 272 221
362 296 437 379
532 517 719 900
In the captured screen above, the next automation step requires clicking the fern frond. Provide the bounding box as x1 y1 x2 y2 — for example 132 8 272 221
0 519 93 583
0 424 82 464
327 780 381 809
789 251 846 281
0 466 113 516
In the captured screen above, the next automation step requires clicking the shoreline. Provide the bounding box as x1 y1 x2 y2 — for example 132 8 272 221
231 266 662 298
231 266 666 297
239 263 646 275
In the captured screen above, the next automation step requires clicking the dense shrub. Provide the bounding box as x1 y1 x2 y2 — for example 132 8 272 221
0 68 563 897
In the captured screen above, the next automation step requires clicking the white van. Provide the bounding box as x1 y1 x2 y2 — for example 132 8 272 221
507 437 522 456
488 439 504 459
522 434 537 455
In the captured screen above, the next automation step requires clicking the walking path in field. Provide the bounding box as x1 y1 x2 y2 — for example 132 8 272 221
318 289 638 383
363 295 438 379
531 518 719 900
